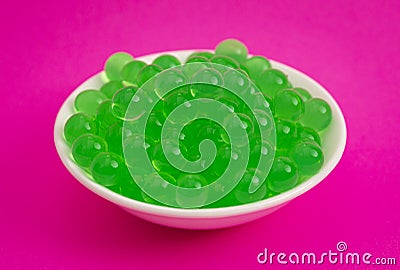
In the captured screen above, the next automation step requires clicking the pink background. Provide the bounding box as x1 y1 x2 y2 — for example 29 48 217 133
1 0 399 269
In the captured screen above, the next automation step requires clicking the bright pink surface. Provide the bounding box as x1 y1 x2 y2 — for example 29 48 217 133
1 0 399 269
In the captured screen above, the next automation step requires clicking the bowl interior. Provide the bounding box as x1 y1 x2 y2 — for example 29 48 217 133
54 50 346 218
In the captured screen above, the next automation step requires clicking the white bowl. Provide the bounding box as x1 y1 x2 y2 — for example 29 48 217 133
54 50 347 230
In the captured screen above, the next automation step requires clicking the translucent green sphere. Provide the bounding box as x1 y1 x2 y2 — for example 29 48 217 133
137 64 163 86
153 55 181 69
111 86 138 119
188 51 214 59
104 52 134 81
256 69 291 97
121 60 146 84
273 89 304 121
74 90 107 115
290 140 324 175
90 152 125 187
243 56 271 80
215 39 248 63
267 156 298 193
64 113 97 145
300 98 332 132
72 134 108 168
100 81 124 99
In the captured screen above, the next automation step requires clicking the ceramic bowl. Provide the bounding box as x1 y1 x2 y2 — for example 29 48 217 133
54 50 346 229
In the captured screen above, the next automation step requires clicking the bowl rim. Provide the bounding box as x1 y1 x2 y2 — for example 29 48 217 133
54 49 347 218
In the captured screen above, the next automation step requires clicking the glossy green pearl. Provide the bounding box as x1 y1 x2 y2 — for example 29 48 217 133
105 123 123 156
243 56 271 80
154 69 187 99
188 51 214 59
90 152 124 187
215 39 248 63
145 110 166 144
176 174 208 208
72 134 108 168
162 89 192 118
121 60 146 84
104 52 134 81
64 113 98 145
273 89 305 121
300 98 332 132
100 81 124 99
153 54 181 69
95 100 121 132
256 69 291 97
293 87 311 101
137 64 163 86
232 168 267 204
275 119 297 153
210 55 240 70
220 112 254 144
140 171 177 206
290 140 324 175
295 124 321 146
74 90 107 115
249 138 274 167
186 55 211 64
223 69 251 95
111 86 138 119
184 56 212 78
267 156 298 193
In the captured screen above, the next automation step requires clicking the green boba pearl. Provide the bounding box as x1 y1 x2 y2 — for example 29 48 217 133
117 171 142 200
267 156 299 193
162 89 191 118
290 140 324 175
293 87 312 102
64 113 98 145
137 64 163 86
186 55 211 64
211 144 232 176
104 52 134 81
223 69 251 94
256 69 291 97
190 68 224 98
145 110 166 144
121 60 146 84
111 86 138 119
154 69 187 99
215 39 248 63
95 100 121 132
153 54 181 69
74 90 107 115
104 123 123 156
140 171 177 206
220 112 254 144
299 98 332 132
72 134 108 168
210 55 240 69
251 91 274 113
249 138 274 167
176 174 208 208
233 168 268 204
275 119 297 154
273 89 305 121
243 56 271 80
100 81 124 99
189 51 214 59
90 152 124 187
184 56 212 78
295 123 321 146
179 120 220 161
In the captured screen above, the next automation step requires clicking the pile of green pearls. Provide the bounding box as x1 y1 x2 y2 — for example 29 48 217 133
63 39 332 208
